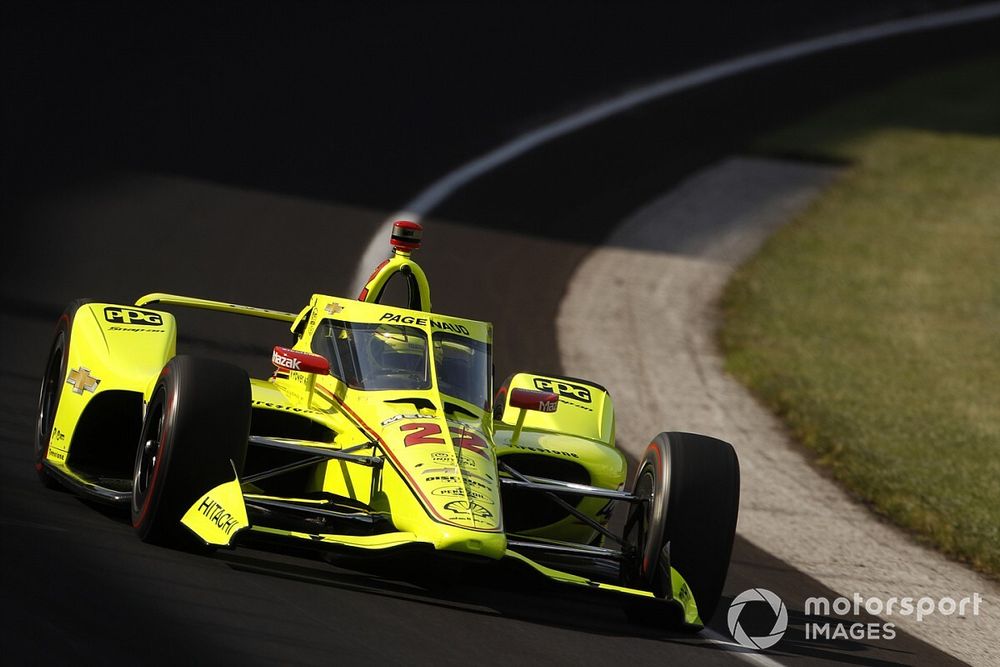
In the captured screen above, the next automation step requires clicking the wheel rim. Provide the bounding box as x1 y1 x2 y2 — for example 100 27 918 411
35 332 66 462
623 468 655 583
132 388 165 514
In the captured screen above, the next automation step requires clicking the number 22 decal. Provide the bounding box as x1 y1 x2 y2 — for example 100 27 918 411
400 422 445 446
399 422 489 459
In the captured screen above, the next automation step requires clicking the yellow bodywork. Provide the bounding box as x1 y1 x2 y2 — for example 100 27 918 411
41 254 700 626
44 304 176 487
181 467 249 546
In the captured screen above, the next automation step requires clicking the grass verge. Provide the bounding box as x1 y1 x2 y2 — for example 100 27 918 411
720 54 1000 576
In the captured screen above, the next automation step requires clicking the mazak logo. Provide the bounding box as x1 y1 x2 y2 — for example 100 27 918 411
728 588 788 650
104 307 163 326
272 351 302 371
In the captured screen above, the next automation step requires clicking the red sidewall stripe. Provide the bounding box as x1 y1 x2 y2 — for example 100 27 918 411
133 368 173 528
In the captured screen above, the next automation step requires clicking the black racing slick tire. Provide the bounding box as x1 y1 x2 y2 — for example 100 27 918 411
131 356 251 547
34 299 92 488
623 432 740 625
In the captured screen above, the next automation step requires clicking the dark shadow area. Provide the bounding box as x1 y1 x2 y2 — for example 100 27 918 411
711 537 965 666
434 20 1000 245
2 1 981 221
216 548 709 644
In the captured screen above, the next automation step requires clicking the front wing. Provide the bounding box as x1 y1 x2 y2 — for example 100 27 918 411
179 471 702 629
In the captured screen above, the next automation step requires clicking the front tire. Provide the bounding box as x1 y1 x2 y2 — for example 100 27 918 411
131 356 251 547
34 299 92 488
623 431 740 625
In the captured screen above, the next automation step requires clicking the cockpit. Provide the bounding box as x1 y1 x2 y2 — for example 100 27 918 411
311 319 491 410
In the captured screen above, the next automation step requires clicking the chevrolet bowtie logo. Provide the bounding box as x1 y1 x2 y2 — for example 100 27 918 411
325 303 343 314
66 367 100 394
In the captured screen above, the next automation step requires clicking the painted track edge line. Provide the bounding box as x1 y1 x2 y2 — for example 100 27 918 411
700 628 789 667
351 1 1000 292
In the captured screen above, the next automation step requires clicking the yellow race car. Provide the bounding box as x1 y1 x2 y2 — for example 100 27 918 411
34 220 740 629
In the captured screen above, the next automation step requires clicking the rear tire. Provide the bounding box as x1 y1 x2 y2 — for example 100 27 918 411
131 356 251 547
623 432 740 625
34 299 92 488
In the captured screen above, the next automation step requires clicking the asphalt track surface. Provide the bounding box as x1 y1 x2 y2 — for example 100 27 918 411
2 2 998 665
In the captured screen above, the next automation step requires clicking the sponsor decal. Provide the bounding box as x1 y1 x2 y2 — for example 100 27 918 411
424 475 460 483
325 302 344 314
443 500 493 519
431 487 494 503
432 486 467 498
421 467 459 476
381 413 423 426
431 452 457 464
399 422 491 460
455 468 494 484
470 491 493 504
272 349 302 371
401 422 445 446
103 307 163 326
252 400 323 416
66 366 100 394
48 449 66 461
450 426 489 459
533 377 592 403
509 443 579 459
197 496 241 535
52 426 66 442
378 313 471 335
108 326 164 333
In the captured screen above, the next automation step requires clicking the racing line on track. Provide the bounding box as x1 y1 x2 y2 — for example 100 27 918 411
351 4 1000 665
353 1 1000 293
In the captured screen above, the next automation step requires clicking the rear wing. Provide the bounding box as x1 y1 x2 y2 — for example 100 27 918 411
136 293 297 323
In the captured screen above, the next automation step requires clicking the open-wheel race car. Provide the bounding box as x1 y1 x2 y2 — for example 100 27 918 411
34 220 740 628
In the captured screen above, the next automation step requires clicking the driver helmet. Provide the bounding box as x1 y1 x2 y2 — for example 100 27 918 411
368 326 427 376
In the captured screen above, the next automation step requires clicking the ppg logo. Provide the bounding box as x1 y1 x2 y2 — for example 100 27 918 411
104 307 163 326
533 377 592 403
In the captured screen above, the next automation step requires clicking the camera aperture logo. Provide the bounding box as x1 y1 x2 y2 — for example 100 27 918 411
727 588 788 650
728 588 984 650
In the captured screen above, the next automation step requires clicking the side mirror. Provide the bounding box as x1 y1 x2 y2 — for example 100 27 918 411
509 388 558 413
272 346 330 375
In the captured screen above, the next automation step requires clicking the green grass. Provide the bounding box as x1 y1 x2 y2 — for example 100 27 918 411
720 54 1000 577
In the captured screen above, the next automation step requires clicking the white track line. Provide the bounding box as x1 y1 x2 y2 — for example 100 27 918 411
349 4 1000 664
352 1 1000 292
700 628 787 667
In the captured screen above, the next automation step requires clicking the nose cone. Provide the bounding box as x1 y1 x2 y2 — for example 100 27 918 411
378 409 503 536
431 527 508 559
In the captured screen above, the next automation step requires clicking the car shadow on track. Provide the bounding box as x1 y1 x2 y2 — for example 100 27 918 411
213 547 725 648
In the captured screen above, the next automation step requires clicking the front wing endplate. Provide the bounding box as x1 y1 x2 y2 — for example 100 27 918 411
181 466 249 546
505 549 703 628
